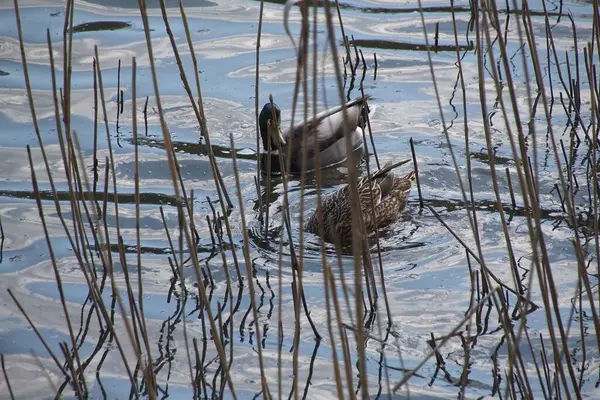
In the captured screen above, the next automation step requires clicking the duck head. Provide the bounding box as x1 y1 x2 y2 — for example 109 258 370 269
259 102 286 152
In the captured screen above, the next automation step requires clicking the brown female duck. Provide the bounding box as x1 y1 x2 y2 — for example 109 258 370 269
305 159 416 244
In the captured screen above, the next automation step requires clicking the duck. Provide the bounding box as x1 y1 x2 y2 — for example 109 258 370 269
258 95 373 174
305 159 416 245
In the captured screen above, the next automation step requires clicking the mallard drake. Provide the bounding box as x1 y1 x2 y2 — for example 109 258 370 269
305 159 416 245
258 96 372 174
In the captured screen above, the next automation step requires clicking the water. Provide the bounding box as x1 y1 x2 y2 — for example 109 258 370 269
0 0 598 398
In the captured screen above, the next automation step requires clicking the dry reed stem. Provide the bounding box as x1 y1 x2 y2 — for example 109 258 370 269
26 146 85 398
255 0 265 213
522 2 598 395
132 57 157 396
137 0 236 397
319 1 370 396
412 9 534 393
172 0 233 209
94 46 144 391
7 290 69 381
229 134 271 398
428 1 598 396
478 0 530 334
11 0 600 397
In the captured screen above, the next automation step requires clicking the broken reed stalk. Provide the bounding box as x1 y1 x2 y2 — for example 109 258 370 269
62 0 74 148
409 137 424 209
335 0 353 73
477 2 527 319
275 4 325 376
26 146 85 399
356 86 392 325
485 6 556 385
322 263 344 396
255 0 265 214
0 217 3 263
93 59 99 193
313 29 361 395
305 5 348 396
505 167 517 208
116 59 121 122
434 21 439 52
449 2 486 307
1 356 13 399
295 13 313 396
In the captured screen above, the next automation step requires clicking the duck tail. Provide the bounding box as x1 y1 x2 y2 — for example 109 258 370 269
404 171 417 182
370 159 412 181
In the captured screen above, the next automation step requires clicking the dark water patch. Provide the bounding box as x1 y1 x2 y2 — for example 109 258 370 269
425 197 564 220
0 189 191 207
71 21 132 33
0 6 224 47
0 70 8 76
88 240 217 259
469 149 514 165
0 113 125 151
117 156 244 186
131 136 259 163
350 39 473 52
84 0 217 8
255 0 473 15
259 0 570 18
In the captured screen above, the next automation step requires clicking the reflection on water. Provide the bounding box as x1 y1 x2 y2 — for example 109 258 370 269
0 0 598 398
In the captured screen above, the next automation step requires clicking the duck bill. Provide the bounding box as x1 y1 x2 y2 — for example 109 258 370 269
277 126 286 147
267 120 286 148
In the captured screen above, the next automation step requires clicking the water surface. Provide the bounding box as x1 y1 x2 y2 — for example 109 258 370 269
0 0 598 398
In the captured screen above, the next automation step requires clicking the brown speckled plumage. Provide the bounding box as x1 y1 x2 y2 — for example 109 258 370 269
306 160 416 244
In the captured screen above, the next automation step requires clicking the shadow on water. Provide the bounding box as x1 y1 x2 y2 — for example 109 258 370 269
83 0 218 8
71 21 132 33
252 0 569 18
350 39 474 52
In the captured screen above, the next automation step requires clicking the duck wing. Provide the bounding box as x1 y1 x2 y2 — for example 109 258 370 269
289 96 371 156
368 159 412 181
357 159 412 209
